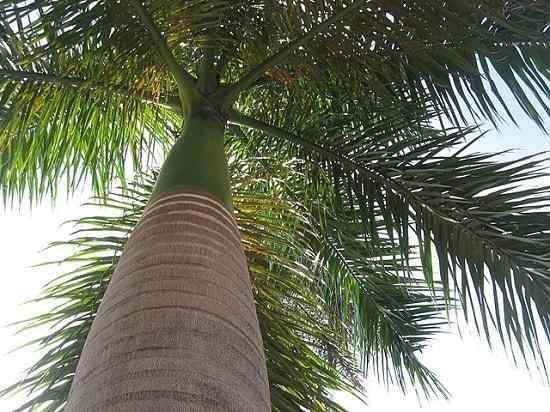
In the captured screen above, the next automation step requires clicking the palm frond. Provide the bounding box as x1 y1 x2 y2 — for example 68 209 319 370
233 108 550 375
0 25 180 202
228 136 450 397
0 0 257 82
306 199 450 397
227 0 550 128
1 0 548 202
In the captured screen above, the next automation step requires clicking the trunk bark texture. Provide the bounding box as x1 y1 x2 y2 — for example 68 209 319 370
66 113 271 411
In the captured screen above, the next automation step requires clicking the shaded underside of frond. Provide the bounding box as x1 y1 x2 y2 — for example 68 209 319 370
2 0 549 126
227 0 550 128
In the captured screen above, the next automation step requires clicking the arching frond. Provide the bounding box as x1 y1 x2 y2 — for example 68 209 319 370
232 108 550 375
0 26 180 202
228 138 450 397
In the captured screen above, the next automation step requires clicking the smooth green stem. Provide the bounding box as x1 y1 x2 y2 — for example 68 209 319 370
150 112 232 211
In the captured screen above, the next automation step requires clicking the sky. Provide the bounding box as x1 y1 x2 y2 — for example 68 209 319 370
1 97 550 411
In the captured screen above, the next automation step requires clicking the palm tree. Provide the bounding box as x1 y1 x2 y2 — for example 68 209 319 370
1 0 550 410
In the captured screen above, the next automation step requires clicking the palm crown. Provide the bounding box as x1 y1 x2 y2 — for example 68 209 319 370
1 1 550 411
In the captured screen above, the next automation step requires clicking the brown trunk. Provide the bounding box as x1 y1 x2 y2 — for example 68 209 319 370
65 190 271 411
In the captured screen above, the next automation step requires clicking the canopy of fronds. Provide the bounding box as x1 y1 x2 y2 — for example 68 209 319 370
1 1 550 411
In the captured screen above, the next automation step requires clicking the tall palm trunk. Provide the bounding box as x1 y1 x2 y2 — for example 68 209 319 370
65 112 271 411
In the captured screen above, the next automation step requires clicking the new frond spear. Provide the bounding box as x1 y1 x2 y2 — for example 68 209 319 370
1 0 550 411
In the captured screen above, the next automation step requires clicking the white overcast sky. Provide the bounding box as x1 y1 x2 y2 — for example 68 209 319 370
2 91 550 411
